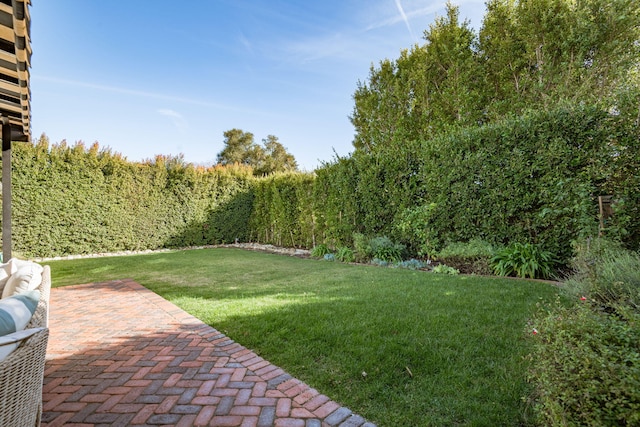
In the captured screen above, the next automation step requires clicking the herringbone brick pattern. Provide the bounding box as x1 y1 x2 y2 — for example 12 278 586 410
43 279 375 427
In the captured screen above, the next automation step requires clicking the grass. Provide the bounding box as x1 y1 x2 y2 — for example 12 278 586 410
44 248 559 426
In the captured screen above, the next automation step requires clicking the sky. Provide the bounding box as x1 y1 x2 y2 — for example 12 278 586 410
30 0 487 171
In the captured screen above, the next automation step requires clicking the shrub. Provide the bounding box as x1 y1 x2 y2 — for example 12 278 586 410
311 244 332 258
352 234 405 263
492 242 556 279
432 264 460 275
335 246 355 263
366 236 405 262
566 238 640 313
396 259 430 270
527 302 640 426
370 258 390 267
394 203 439 257
435 239 497 275
323 253 336 262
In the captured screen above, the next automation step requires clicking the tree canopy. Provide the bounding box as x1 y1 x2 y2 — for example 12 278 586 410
216 129 298 175
351 0 640 153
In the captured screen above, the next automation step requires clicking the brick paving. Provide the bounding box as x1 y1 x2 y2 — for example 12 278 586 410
43 279 376 427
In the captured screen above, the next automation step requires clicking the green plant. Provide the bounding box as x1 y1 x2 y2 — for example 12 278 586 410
365 236 405 262
492 242 556 279
395 203 440 257
396 259 430 270
311 244 332 258
352 233 369 262
323 253 336 262
566 238 640 313
436 239 497 275
370 258 390 267
335 246 355 263
432 264 460 275
527 302 640 426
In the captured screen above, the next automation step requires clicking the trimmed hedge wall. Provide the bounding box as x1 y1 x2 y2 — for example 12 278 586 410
3 138 254 258
311 104 640 260
2 103 638 261
248 173 316 248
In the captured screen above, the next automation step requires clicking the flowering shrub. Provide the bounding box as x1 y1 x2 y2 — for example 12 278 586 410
527 242 640 425
527 302 640 426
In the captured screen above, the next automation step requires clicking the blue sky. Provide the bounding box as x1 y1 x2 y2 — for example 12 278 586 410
30 0 486 171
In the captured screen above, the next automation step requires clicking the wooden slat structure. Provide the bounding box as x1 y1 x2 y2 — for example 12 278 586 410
0 0 30 261
0 0 30 141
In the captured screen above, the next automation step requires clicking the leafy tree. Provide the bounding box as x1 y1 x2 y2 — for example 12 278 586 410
254 135 298 175
216 129 257 166
351 3 481 153
351 0 640 152
216 129 298 175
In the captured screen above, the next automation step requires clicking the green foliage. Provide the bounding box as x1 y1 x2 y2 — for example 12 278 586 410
394 203 439 257
310 244 332 258
528 302 640 426
351 0 640 154
527 238 640 425
369 258 390 268
421 105 639 262
248 172 316 248
432 264 460 275
566 238 640 313
492 242 556 279
435 239 497 275
396 259 430 270
3 137 254 257
322 253 336 262
334 246 355 263
216 129 297 175
364 236 405 263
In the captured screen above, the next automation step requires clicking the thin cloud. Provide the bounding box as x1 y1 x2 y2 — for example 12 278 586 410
33 75 275 116
365 2 442 33
394 0 416 41
158 109 188 130
239 32 253 52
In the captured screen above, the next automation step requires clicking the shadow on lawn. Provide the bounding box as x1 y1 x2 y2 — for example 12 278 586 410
158 285 540 426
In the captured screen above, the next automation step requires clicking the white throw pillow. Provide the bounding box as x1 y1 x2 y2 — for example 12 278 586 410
1 261 43 298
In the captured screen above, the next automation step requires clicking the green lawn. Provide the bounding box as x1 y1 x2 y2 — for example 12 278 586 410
45 248 559 426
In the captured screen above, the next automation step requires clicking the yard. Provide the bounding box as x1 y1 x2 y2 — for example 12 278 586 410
45 248 560 426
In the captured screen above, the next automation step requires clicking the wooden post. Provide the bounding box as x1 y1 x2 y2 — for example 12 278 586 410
1 116 11 261
598 195 605 237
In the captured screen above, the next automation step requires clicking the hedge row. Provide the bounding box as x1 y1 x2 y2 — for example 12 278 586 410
1 103 638 261
3 138 254 258
302 104 640 261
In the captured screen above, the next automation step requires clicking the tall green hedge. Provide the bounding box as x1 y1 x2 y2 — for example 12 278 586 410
2 138 254 258
248 173 316 248
1 103 638 262
311 104 640 261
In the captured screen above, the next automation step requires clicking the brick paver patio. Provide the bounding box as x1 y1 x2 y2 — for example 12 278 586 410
43 279 375 427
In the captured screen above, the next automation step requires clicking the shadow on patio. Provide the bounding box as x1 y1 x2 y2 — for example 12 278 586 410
42 280 373 427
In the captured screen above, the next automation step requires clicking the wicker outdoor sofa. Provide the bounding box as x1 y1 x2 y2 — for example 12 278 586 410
0 263 51 427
